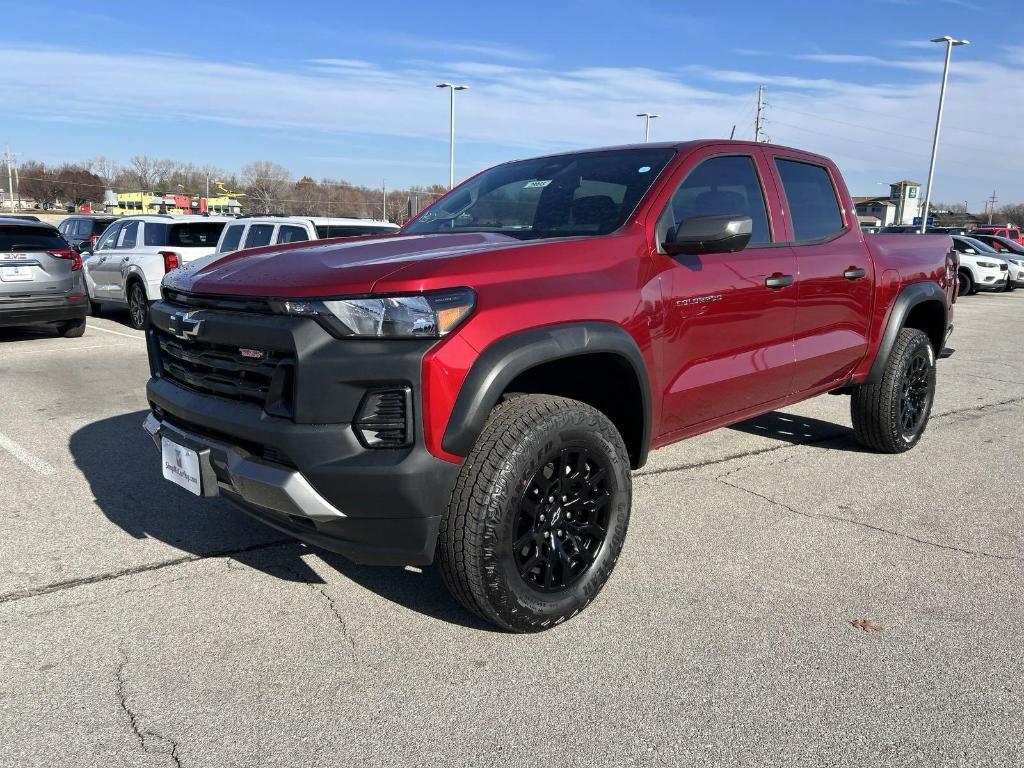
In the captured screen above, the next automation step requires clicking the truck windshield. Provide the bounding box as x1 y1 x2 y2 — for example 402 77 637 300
404 148 675 240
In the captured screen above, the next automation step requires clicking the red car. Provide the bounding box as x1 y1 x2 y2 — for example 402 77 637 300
971 225 1021 242
144 140 955 631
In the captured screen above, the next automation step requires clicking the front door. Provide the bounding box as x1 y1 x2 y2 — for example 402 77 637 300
111 219 141 301
654 150 797 438
772 157 874 393
88 221 123 299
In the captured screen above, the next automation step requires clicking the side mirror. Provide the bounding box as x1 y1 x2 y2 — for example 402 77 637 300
75 242 92 255
663 214 752 256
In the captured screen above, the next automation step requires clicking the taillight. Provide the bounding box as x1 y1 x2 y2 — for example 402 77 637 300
48 249 82 272
160 251 180 272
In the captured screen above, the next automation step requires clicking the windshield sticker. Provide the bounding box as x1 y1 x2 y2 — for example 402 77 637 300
523 179 553 188
638 166 652 173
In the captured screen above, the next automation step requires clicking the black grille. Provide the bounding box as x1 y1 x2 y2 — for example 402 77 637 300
163 289 274 314
154 328 293 413
999 263 1008 272
354 388 412 448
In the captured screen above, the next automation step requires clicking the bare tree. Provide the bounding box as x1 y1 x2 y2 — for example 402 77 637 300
998 203 1024 225
242 161 291 214
85 156 121 187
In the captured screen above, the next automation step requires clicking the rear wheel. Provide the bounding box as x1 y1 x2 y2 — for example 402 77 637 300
957 269 974 296
850 328 936 453
57 318 86 338
438 394 632 632
127 281 149 330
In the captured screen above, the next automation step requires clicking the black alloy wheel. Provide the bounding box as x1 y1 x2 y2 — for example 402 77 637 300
898 349 932 441
512 447 611 592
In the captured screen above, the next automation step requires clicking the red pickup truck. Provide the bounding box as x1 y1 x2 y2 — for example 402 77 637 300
144 140 955 632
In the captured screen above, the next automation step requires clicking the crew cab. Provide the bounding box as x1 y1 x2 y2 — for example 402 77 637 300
142 141 955 632
84 215 231 329
214 216 400 255
971 225 1021 242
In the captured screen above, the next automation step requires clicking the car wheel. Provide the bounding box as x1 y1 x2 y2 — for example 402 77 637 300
850 328 936 454
127 282 149 330
957 270 974 296
88 299 102 316
438 394 632 632
57 318 87 338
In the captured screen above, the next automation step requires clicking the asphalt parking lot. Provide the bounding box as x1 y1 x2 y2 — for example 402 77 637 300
1 295 1022 767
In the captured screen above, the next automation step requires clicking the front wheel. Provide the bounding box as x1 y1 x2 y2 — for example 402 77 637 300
127 282 149 330
438 394 632 632
957 270 974 296
850 328 936 453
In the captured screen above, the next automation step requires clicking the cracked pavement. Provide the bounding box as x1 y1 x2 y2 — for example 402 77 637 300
1 297 1022 767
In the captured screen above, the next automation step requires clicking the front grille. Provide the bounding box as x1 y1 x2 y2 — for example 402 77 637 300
154 328 293 413
163 289 274 314
999 263 1008 272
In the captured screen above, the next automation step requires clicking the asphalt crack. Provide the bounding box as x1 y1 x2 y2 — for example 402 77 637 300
275 562 357 654
720 478 1020 562
116 647 184 768
0 539 296 606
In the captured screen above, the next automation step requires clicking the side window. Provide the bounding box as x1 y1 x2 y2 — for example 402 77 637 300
57 220 70 235
219 224 245 252
96 223 122 251
243 224 274 249
117 220 139 249
774 158 844 242
143 222 168 247
77 220 93 237
660 155 771 246
276 225 309 244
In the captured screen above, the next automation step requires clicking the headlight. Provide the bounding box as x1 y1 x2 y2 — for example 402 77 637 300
271 287 475 338
976 260 1000 268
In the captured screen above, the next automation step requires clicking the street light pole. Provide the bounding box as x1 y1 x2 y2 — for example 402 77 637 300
436 82 468 189
636 112 659 142
920 35 969 234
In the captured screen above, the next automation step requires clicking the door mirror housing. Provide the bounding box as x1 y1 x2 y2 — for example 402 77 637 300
74 242 92 255
663 214 753 256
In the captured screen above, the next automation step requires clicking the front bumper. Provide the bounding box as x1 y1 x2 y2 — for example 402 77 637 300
0 295 87 328
976 273 1008 292
143 298 461 566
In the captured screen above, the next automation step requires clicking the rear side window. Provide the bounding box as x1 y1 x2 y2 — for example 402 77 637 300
144 222 168 246
775 159 844 242
168 222 226 247
219 224 244 252
0 226 67 252
277 225 309 244
661 155 772 246
316 225 397 238
243 224 274 249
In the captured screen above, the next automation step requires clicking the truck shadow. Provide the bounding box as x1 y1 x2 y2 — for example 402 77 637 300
69 411 490 630
728 410 865 452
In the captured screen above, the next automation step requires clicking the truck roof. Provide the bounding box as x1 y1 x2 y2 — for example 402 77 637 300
515 139 832 165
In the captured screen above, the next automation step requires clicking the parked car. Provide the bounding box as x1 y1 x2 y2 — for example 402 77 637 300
949 235 1011 294
143 140 955 632
57 215 118 253
966 234 1024 288
214 216 400 255
971 225 1022 242
0 217 88 337
84 215 231 329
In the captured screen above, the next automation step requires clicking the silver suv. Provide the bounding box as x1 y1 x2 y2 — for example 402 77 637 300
84 215 231 329
0 217 88 337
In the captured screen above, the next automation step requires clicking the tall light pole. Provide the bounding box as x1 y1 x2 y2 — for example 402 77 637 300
636 112 659 142
436 82 468 189
920 35 969 234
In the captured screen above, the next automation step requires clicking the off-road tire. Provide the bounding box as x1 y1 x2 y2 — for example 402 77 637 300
438 394 632 633
850 328 936 453
57 318 87 338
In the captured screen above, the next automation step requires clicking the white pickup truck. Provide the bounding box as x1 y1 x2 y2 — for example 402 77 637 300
214 216 399 255
83 215 232 329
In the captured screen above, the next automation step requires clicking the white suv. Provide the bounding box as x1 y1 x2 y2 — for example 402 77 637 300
214 216 399 255
84 215 232 328
950 235 1009 295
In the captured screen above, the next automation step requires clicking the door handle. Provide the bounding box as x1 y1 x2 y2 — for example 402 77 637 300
843 267 867 280
764 274 795 289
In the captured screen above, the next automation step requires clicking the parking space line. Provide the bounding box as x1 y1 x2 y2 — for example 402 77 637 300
87 324 145 340
0 431 56 476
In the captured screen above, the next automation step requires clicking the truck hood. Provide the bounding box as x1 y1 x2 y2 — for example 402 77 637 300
162 233 526 297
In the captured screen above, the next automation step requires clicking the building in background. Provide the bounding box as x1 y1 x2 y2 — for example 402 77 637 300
102 190 241 216
853 179 922 227
853 196 897 227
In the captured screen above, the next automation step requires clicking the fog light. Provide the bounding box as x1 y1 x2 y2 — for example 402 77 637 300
354 388 412 448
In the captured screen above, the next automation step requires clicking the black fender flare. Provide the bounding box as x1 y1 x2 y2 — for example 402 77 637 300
441 322 652 465
866 280 948 385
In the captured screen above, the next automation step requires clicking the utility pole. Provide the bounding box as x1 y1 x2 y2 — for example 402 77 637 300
754 85 765 142
13 160 20 209
729 125 736 140
436 83 468 189
4 145 13 213
382 179 387 221
986 190 997 224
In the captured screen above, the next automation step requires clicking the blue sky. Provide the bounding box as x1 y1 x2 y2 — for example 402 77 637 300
0 0 1020 208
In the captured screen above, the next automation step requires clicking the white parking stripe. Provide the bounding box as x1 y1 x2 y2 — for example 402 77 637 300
87 324 144 340
0 431 56 476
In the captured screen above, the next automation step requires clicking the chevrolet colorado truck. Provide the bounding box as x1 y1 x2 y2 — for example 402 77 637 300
143 140 956 632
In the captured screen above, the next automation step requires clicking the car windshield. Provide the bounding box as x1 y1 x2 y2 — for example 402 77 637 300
0 226 66 252
403 148 675 240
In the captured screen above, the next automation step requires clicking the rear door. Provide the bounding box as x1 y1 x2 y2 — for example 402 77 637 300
653 147 798 436
0 225 78 301
773 155 874 393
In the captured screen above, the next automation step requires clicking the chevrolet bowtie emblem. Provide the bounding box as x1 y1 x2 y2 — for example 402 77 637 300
167 310 204 340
